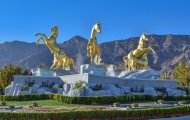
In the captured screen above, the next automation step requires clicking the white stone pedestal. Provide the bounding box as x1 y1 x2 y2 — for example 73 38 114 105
5 64 183 97
31 68 57 77
80 64 107 76
31 68 73 77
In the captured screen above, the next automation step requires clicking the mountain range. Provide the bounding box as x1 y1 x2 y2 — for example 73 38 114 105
1 34 190 73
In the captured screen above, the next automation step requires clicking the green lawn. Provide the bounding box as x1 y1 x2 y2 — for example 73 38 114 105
5 100 67 106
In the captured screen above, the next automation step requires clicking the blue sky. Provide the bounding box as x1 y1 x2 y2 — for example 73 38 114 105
0 0 190 43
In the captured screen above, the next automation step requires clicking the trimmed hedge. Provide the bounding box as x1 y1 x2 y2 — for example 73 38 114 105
0 105 190 120
53 94 190 104
0 94 50 101
1 94 190 104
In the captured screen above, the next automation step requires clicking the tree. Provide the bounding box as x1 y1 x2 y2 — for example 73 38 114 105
172 61 190 86
0 64 29 94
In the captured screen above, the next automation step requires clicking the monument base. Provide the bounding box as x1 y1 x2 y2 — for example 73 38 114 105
5 64 185 97
31 68 73 77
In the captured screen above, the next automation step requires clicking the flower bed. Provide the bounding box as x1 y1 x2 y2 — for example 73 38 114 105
0 105 190 120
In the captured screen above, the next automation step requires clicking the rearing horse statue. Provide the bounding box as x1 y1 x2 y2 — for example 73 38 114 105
87 23 102 65
36 26 61 54
35 26 74 70
123 33 158 70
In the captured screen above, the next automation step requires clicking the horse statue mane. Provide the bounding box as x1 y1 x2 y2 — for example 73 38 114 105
137 33 149 49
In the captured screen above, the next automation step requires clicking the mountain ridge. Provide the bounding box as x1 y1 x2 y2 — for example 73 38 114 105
1 34 190 73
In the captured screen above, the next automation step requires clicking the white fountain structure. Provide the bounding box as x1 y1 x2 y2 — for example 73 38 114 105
5 64 185 97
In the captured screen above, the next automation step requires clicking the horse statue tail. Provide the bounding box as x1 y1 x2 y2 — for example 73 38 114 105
35 33 48 39
35 33 48 46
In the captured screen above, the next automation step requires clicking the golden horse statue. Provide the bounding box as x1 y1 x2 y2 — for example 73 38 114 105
123 33 158 70
87 23 102 65
35 26 74 70
62 55 74 70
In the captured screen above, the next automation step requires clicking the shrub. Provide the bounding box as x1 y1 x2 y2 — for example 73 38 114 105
157 99 165 104
21 78 36 91
9 105 15 109
131 103 139 108
40 81 55 88
21 85 29 91
74 81 86 90
78 86 86 91
113 102 120 107
33 102 38 107
24 79 35 87
154 87 168 96
1 101 6 106
91 84 103 91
